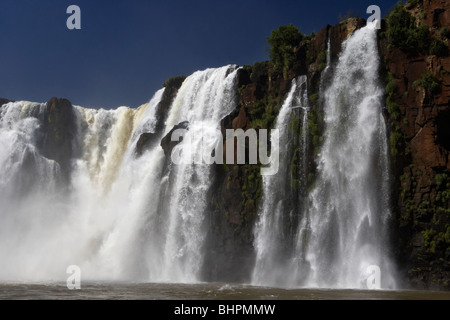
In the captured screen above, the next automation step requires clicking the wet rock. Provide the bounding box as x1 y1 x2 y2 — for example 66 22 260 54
0 97 11 107
160 121 189 157
41 97 77 182
135 132 157 157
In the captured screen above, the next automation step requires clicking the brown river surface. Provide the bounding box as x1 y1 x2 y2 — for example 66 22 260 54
0 282 449 300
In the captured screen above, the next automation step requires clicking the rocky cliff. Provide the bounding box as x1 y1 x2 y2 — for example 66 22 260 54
199 1 449 288
200 17 373 283
379 0 450 289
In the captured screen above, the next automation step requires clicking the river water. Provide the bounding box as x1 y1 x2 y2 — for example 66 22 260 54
0 282 448 300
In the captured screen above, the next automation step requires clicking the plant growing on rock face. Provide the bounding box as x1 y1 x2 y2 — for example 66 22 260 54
317 51 328 72
413 72 441 98
386 2 431 56
163 75 186 89
430 38 449 57
384 72 406 159
406 0 417 9
441 27 450 39
267 24 304 79
435 173 448 189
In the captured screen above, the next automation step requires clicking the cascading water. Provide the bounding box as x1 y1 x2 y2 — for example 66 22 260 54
0 91 167 281
295 25 396 289
251 25 396 289
252 75 308 287
157 65 239 282
70 88 168 281
0 65 239 283
0 102 59 198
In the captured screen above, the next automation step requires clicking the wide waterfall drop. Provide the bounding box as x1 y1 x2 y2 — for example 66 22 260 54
296 25 396 289
0 65 242 283
0 89 168 281
252 75 308 287
71 88 169 281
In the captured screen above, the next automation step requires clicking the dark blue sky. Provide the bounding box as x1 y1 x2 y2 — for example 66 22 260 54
0 0 399 109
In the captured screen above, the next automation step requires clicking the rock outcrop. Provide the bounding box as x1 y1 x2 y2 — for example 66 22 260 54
41 97 77 183
160 121 189 157
134 75 186 157
135 132 157 157
0 98 11 106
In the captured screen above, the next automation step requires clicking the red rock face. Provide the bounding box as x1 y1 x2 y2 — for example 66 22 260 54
381 0 449 290
213 2 450 287
203 16 375 283
329 18 366 61
409 0 450 34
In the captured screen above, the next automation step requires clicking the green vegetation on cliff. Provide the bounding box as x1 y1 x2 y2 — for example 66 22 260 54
413 72 441 98
420 173 450 254
381 0 450 289
163 75 186 89
386 2 449 57
385 72 407 159
386 2 430 55
267 24 304 79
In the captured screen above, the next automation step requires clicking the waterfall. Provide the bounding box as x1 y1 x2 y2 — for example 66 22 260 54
0 25 397 288
70 88 168 280
296 25 396 288
159 65 239 282
0 65 239 283
252 25 396 289
252 75 308 286
0 92 166 281
0 102 59 198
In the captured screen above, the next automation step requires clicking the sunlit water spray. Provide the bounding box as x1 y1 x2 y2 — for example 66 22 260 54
252 75 308 286
158 65 239 282
0 65 239 283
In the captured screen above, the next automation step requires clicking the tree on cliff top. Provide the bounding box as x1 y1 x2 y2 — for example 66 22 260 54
267 24 303 79
386 1 430 55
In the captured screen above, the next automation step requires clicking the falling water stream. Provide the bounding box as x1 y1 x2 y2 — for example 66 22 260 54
252 75 308 287
294 26 396 289
252 26 396 289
